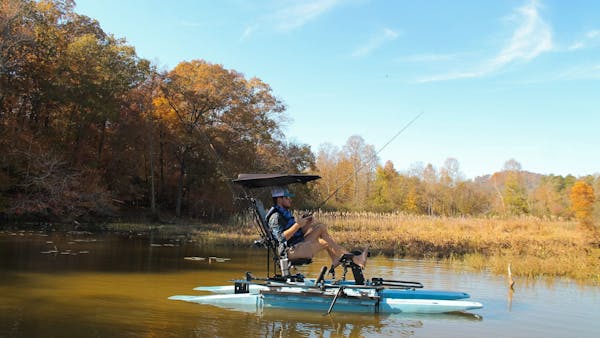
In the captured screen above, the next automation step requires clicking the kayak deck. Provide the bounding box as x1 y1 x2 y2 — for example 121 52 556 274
170 279 483 314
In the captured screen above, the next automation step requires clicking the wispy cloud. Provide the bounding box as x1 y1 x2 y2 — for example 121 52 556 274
556 63 600 80
491 0 553 66
274 0 341 32
240 24 259 41
398 53 461 63
418 0 553 83
240 0 342 39
351 28 400 57
568 29 600 50
417 71 484 83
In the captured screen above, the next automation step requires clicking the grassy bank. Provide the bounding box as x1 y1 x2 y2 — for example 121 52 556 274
314 212 600 285
104 212 600 285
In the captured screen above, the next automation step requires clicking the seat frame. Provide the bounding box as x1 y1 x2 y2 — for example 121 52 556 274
247 198 311 278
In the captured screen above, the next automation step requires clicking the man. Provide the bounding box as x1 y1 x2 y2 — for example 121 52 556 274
267 186 368 269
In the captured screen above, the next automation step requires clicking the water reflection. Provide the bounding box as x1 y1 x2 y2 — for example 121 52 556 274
507 288 514 312
1 231 599 338
255 309 482 338
258 311 407 338
184 307 483 338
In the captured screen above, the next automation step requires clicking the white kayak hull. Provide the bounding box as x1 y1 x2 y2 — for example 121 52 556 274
170 286 483 314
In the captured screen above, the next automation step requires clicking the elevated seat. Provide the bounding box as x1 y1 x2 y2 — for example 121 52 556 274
250 199 312 277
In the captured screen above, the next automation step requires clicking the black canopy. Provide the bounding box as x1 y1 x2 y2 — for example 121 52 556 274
232 173 321 188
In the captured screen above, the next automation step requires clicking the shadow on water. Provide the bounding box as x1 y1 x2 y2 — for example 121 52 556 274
177 305 483 338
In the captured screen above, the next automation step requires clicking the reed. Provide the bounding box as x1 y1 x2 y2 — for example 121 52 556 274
311 211 600 284
109 212 600 284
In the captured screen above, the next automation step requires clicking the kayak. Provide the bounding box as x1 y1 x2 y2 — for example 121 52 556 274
169 279 483 314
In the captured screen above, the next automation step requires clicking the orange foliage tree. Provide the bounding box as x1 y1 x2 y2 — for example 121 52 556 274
570 180 595 228
154 60 289 217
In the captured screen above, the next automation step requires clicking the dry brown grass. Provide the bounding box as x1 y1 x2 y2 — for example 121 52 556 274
311 211 600 285
113 212 599 284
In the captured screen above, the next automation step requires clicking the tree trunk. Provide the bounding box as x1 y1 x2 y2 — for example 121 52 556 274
159 129 165 197
149 132 156 215
175 156 185 217
97 119 107 163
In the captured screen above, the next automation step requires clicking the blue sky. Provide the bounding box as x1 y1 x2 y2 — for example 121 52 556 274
74 0 600 179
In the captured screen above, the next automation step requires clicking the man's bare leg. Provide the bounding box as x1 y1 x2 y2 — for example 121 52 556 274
302 223 369 268
303 223 348 262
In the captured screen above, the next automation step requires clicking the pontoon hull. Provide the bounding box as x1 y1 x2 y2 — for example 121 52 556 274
170 285 483 314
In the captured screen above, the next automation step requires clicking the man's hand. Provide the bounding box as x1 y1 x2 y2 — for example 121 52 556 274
298 214 313 227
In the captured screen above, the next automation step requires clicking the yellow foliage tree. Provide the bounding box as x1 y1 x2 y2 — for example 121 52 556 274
570 181 595 228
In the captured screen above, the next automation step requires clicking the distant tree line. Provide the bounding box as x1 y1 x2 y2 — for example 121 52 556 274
1 0 597 226
313 137 598 227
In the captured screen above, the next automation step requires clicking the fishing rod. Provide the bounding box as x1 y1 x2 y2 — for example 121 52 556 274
311 112 424 212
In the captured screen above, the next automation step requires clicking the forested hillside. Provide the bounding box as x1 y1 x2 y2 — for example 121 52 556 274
0 0 313 222
1 0 597 225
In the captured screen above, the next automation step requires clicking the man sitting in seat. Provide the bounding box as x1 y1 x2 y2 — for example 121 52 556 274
267 186 368 269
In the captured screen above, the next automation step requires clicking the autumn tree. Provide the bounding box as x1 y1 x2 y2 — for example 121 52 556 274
369 161 400 212
421 163 437 215
0 0 149 220
453 181 491 215
314 143 340 204
440 157 462 187
531 175 571 218
60 33 149 165
155 60 287 217
4 0 599 223
402 176 425 214
1 3 310 222
570 180 595 228
342 135 376 209
500 159 530 215
504 174 529 215
314 143 354 209
313 136 377 210
593 176 600 223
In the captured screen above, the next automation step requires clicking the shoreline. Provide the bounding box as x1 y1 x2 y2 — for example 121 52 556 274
3 214 599 285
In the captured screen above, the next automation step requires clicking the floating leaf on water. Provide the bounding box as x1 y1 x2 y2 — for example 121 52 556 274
184 257 205 261
40 250 57 254
215 258 231 263
41 245 58 254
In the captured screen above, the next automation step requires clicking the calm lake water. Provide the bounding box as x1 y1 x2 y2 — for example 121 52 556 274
1 230 598 338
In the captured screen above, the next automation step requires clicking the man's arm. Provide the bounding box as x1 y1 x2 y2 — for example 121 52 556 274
269 212 310 241
283 215 311 240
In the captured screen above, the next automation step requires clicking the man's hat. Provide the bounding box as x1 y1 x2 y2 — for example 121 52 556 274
271 186 294 198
